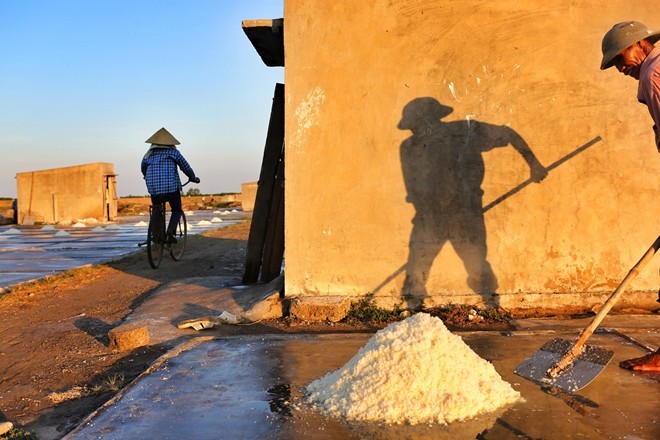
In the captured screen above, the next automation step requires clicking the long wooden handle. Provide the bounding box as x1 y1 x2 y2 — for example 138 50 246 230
548 235 660 377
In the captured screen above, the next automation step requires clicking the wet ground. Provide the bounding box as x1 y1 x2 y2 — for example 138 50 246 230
0 209 245 290
65 328 659 439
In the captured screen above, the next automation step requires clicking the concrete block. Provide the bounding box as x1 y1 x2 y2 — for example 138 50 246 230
289 296 352 322
108 322 150 351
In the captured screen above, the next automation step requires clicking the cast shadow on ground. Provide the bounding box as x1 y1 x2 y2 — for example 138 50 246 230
106 234 247 289
74 317 114 346
27 344 169 438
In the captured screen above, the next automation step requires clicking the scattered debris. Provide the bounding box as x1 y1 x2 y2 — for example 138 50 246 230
177 311 244 331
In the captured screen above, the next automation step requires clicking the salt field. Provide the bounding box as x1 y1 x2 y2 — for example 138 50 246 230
0 209 245 290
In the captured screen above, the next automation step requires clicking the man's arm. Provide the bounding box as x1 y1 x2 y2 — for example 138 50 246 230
479 122 548 182
507 129 548 182
172 151 198 181
645 73 660 153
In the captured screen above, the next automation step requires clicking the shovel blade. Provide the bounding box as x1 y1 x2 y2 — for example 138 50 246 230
514 338 613 392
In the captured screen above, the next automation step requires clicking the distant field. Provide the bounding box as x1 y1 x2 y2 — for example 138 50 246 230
118 195 241 216
0 195 240 218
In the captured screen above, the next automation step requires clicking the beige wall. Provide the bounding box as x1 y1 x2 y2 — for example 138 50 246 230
241 181 258 211
16 163 117 224
283 0 660 309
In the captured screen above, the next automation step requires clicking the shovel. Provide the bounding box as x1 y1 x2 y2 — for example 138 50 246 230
515 235 660 391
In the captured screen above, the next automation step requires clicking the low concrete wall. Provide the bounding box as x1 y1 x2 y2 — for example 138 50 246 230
16 163 116 224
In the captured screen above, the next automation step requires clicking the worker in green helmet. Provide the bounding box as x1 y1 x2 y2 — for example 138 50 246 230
601 21 660 372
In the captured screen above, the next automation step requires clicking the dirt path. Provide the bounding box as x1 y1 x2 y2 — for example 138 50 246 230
0 222 253 439
0 219 526 439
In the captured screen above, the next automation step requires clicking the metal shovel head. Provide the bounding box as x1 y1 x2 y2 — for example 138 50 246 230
514 338 614 392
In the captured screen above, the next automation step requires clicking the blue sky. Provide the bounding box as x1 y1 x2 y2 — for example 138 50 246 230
0 1 283 197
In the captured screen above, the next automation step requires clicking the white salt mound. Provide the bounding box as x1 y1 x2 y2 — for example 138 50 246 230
196 220 212 226
306 313 520 425
41 225 56 231
91 226 105 232
105 224 121 230
134 221 148 227
72 222 86 228
55 230 71 237
3 228 21 235
210 217 223 223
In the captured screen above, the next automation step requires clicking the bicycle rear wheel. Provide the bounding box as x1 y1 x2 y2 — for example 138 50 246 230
169 212 187 260
147 205 165 269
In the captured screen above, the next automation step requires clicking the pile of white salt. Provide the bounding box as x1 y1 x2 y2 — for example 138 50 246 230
306 313 520 425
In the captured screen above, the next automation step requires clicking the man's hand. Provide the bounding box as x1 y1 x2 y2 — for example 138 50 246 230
530 163 548 183
192 177 201 184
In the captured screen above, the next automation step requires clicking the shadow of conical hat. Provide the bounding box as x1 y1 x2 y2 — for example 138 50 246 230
145 127 180 145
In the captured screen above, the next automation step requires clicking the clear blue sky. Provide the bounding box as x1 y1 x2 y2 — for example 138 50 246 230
0 1 283 197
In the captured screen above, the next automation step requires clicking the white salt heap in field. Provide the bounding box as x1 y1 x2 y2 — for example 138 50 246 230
306 313 520 425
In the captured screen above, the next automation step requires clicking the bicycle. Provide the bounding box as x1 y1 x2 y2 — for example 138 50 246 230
139 181 190 269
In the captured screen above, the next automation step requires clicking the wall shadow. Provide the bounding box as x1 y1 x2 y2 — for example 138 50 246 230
398 97 548 309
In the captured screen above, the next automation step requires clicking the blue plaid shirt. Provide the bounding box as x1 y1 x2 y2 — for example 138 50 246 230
141 147 196 195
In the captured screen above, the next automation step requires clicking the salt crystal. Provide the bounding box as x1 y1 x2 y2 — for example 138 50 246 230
306 313 520 425
210 217 223 223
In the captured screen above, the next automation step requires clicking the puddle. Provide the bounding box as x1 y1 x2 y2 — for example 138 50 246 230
65 332 659 439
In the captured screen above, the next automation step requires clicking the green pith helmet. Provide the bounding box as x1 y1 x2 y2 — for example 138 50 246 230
145 127 180 146
601 21 660 70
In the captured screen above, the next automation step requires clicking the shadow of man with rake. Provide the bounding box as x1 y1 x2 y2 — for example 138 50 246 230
398 97 547 309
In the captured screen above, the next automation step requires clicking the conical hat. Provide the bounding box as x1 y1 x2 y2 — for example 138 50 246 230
145 127 180 145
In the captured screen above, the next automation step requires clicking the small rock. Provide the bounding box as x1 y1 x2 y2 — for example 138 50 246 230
0 421 14 436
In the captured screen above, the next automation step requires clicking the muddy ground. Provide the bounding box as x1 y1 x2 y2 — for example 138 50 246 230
0 220 584 439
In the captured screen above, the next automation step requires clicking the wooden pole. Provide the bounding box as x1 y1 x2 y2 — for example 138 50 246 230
242 83 285 283
548 235 660 377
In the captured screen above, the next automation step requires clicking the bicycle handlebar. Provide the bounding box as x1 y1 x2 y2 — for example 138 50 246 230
182 177 200 187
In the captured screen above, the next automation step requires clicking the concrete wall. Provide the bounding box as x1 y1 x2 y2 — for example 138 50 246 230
283 0 660 310
241 182 258 211
16 163 117 224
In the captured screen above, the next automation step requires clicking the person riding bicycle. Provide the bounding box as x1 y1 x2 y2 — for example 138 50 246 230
141 127 200 244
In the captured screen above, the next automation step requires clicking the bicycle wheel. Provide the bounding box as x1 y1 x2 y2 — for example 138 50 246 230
147 204 165 269
169 212 187 260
